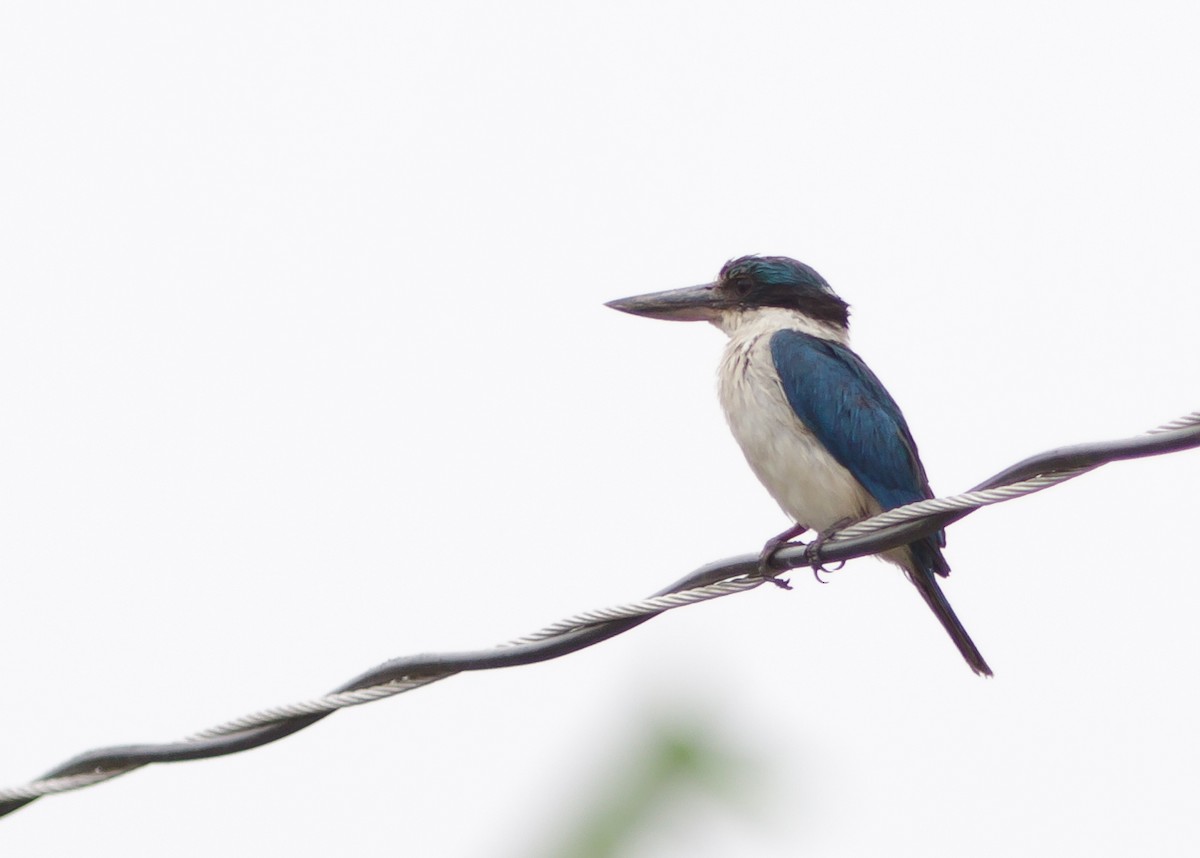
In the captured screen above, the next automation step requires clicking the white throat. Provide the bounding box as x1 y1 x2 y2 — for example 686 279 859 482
713 305 866 532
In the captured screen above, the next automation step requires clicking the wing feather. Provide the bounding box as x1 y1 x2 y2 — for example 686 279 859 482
769 330 944 547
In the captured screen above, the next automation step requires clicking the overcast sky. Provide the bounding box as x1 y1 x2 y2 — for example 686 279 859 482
3 3 1200 856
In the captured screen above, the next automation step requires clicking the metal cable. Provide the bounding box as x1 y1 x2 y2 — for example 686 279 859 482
2 410 1198 818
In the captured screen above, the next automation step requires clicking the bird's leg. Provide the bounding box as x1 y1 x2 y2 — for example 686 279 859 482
757 521 809 588
804 517 853 582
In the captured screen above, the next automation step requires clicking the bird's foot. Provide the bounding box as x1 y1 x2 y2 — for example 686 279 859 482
804 518 853 582
757 522 809 589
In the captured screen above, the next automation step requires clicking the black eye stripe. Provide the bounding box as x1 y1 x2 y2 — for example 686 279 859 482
725 272 752 293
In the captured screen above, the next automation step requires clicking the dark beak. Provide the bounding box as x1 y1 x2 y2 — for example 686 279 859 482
604 282 730 322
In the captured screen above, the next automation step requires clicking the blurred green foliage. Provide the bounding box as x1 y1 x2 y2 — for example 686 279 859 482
538 717 768 858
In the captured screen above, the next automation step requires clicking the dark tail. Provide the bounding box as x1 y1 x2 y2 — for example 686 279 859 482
907 542 992 677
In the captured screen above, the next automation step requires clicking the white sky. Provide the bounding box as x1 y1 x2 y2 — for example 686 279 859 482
3 2 1200 856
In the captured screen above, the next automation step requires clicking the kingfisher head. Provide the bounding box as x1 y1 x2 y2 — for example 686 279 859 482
606 255 850 332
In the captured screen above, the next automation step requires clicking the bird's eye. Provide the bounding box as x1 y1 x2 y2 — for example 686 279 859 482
728 274 752 296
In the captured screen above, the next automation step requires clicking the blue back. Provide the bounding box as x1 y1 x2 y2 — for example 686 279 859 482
769 329 946 554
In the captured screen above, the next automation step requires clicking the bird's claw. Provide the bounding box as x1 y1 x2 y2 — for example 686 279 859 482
757 522 809 588
804 518 852 582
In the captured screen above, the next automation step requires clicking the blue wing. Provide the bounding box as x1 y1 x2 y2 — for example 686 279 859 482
769 329 944 548
769 330 994 673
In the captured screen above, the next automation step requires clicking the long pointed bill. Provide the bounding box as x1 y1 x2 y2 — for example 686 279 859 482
604 282 732 322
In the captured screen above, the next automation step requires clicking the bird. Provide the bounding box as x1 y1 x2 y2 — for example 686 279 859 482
606 255 992 676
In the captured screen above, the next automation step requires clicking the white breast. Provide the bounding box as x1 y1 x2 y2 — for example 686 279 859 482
714 309 879 532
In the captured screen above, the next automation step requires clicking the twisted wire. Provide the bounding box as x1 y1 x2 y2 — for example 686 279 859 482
503 576 765 646
775 410 1200 568
829 411 1199 542
1148 410 1200 433
186 677 448 741
0 574 767 806
826 470 1090 543
0 772 119 803
2 410 1198 818
188 577 767 744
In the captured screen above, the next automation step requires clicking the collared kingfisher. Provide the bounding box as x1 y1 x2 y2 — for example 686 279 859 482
607 255 991 676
